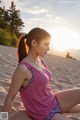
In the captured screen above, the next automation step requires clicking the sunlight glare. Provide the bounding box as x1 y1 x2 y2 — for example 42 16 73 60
50 26 79 51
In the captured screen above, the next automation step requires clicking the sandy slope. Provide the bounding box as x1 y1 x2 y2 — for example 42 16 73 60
0 45 80 120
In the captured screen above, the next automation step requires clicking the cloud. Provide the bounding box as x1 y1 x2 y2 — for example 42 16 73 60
52 16 65 24
45 14 66 24
24 7 48 15
1 0 48 15
25 15 65 26
26 18 45 24
46 14 53 17
6 0 49 15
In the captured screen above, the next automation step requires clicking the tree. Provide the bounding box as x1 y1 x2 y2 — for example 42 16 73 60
0 4 9 30
7 1 24 35
0 1 6 29
0 1 24 47
0 6 6 29
0 1 24 36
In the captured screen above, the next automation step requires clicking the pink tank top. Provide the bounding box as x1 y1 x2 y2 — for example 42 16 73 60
19 59 56 120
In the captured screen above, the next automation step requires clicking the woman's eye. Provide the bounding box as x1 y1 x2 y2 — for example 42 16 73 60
45 43 49 45
45 44 49 46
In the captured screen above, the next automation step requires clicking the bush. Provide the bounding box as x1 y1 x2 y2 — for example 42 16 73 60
0 29 11 46
66 52 76 60
0 29 18 47
11 34 18 47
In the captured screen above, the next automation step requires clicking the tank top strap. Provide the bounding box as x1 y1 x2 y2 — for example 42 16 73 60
41 59 48 68
18 59 47 70
18 61 32 69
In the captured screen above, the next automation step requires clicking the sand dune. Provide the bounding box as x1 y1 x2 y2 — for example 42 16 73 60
0 45 80 120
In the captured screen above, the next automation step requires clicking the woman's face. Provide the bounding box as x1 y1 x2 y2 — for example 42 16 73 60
34 38 51 57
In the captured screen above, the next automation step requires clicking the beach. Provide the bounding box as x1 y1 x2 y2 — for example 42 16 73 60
0 45 80 120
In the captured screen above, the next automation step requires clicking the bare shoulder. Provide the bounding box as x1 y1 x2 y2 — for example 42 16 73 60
13 63 29 80
16 63 29 73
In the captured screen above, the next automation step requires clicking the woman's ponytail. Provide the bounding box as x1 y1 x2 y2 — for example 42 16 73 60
17 35 28 63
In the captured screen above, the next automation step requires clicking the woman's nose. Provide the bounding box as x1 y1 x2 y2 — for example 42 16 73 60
47 46 50 51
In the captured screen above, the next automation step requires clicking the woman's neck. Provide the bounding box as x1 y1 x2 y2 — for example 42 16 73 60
25 50 40 63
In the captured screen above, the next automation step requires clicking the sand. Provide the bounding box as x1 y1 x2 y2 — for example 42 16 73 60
0 45 80 120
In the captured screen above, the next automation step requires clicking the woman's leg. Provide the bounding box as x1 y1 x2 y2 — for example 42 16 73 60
68 104 80 113
52 113 73 120
55 88 80 113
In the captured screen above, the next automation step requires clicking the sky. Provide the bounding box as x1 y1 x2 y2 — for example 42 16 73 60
0 0 80 50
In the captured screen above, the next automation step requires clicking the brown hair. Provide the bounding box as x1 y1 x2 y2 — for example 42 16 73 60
17 27 51 63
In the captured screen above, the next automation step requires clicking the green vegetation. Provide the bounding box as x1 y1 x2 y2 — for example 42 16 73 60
0 1 24 47
66 52 76 60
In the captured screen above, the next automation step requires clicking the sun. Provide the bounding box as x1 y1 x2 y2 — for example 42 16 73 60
49 26 79 51
53 44 69 51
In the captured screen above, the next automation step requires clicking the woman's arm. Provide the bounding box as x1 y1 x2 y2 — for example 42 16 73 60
3 64 28 112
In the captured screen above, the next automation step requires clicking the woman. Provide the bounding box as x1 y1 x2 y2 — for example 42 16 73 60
3 27 80 120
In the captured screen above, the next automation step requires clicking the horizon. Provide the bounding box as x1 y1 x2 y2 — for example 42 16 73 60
48 46 80 60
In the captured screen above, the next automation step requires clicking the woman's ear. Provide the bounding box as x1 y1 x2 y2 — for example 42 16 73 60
31 39 38 47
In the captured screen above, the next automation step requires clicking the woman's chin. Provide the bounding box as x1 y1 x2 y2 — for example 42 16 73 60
40 53 47 57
